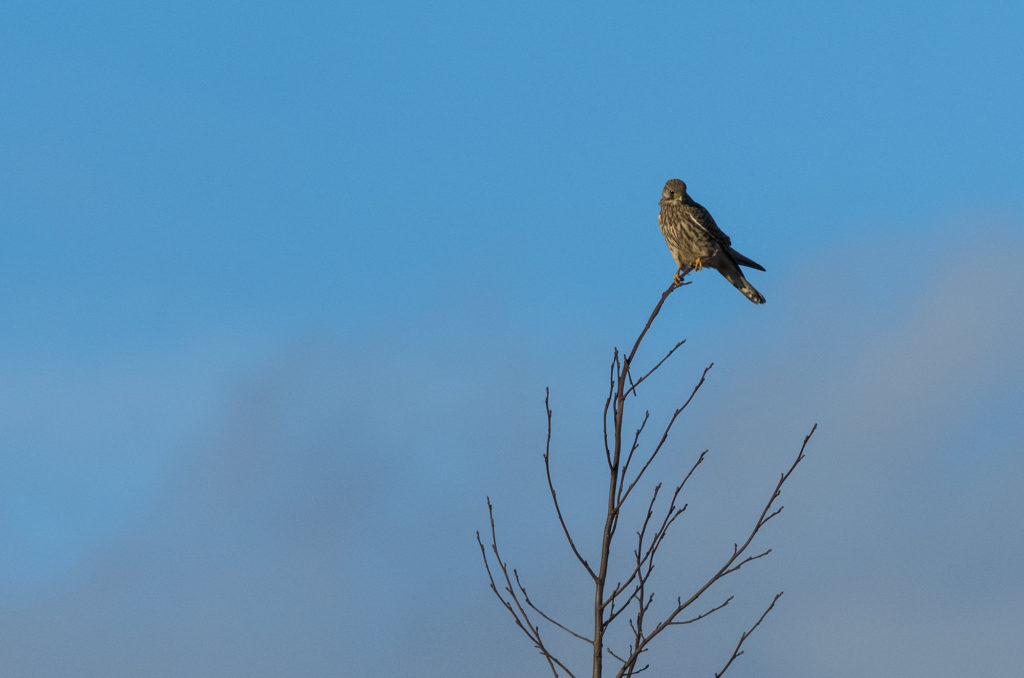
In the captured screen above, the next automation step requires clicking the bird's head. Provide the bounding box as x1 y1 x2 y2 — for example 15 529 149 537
661 178 687 202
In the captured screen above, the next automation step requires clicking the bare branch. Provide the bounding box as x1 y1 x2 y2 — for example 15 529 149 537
603 350 618 468
608 387 711 618
611 426 815 675
594 280 685 678
722 547 771 576
714 592 783 678
619 410 651 498
476 498 577 678
607 646 629 664
543 389 598 581
617 364 713 510
668 596 733 625
622 281 682 376
624 339 686 398
514 569 592 644
479 261 816 678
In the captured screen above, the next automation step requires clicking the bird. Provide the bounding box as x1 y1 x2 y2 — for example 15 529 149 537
657 178 766 304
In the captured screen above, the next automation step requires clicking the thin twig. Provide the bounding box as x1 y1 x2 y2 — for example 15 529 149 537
603 350 618 468
543 389 597 580
714 592 783 678
621 281 682 378
617 366 712 510
668 596 732 625
624 339 686 398
515 570 593 644
619 411 651 502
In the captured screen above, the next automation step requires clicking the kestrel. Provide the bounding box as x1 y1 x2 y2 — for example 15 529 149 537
657 178 766 304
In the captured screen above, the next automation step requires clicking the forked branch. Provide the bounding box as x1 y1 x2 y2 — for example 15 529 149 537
480 275 816 678
714 592 784 678
477 498 578 678
610 424 816 677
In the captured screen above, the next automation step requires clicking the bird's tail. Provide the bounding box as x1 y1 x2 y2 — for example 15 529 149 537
718 265 766 304
729 247 766 271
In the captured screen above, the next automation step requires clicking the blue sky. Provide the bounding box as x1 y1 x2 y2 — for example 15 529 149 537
2 2 1022 676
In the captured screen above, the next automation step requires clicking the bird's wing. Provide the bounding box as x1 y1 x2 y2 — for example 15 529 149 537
687 199 732 247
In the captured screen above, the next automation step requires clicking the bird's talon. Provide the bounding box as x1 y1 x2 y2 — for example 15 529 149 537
693 257 703 271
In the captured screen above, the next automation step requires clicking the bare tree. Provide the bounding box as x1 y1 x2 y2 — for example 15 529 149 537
478 278 817 677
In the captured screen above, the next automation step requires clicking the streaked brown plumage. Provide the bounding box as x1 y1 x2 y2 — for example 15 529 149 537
657 178 766 304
